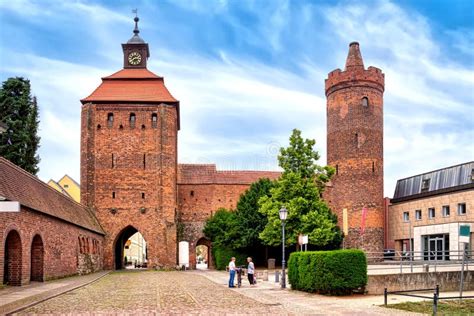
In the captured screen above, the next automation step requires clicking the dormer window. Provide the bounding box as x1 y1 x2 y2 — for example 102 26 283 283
130 113 136 128
421 179 430 192
361 97 369 107
107 113 114 128
152 113 158 128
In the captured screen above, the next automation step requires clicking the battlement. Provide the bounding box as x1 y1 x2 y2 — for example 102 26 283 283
325 66 384 96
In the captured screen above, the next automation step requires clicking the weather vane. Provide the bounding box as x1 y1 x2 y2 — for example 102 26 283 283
132 8 138 17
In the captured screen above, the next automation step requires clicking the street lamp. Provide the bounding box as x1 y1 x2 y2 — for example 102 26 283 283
279 206 288 289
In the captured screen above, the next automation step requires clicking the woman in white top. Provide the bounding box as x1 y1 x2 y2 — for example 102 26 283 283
247 257 255 285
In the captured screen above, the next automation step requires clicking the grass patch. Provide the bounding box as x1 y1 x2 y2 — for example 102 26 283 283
385 299 474 315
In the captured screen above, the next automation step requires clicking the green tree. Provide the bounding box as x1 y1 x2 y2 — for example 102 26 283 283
231 178 275 249
259 129 342 248
203 208 237 248
0 77 41 174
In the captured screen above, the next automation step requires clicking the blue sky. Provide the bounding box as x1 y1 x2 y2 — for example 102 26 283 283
0 0 473 196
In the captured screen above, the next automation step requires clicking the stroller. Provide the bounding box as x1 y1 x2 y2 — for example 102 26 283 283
235 265 246 288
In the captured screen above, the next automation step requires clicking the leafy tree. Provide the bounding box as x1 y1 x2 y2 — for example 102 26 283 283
230 178 275 249
203 208 237 248
0 77 40 174
259 129 342 248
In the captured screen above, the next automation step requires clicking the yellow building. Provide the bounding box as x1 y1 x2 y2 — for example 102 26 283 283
47 175 81 203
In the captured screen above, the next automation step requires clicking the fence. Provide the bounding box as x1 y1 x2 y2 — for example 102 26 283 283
366 249 473 274
384 284 474 315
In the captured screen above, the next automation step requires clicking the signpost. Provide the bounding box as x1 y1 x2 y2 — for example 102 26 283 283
459 224 471 302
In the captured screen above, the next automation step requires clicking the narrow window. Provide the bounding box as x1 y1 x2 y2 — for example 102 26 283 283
190 190 194 197
403 211 409 222
361 97 369 107
107 113 114 128
428 207 435 219
152 113 158 128
143 153 146 169
458 203 467 215
336 164 339 175
97 124 101 130
112 192 115 199
142 193 145 199
415 210 422 221
442 205 450 217
372 161 375 173
421 179 430 192
355 133 359 148
130 113 136 128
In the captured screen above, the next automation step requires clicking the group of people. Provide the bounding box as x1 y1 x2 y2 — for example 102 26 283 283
228 257 256 288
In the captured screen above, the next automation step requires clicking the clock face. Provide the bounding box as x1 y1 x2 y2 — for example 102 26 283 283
128 52 142 65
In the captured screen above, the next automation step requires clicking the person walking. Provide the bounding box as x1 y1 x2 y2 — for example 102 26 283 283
228 257 236 288
247 257 255 285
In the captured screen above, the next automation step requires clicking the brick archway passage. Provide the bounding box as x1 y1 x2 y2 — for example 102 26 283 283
3 230 22 286
196 237 212 269
114 226 146 270
30 234 44 282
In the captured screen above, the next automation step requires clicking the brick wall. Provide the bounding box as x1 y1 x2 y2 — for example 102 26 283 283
81 103 178 269
0 207 103 286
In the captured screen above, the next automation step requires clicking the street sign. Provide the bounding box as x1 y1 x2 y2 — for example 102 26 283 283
459 225 471 243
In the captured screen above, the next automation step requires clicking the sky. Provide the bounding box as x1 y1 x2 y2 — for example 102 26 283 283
0 0 473 197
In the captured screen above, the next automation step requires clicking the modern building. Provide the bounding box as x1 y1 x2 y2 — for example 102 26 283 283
388 161 473 260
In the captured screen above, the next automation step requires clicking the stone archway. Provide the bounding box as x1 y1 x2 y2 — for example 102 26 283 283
114 226 147 269
195 237 212 270
30 234 44 282
3 230 22 286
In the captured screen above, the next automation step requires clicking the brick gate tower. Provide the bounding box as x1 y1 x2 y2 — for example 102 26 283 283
80 16 179 269
325 42 385 253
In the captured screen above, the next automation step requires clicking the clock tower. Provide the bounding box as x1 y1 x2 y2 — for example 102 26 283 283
122 16 150 68
80 16 179 270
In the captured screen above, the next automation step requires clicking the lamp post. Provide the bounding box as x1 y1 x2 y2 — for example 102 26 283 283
279 207 288 289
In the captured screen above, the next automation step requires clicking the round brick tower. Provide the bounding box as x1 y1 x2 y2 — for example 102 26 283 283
325 42 385 254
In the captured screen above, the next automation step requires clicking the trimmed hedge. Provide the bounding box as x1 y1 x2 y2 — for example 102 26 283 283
212 246 248 270
288 249 367 295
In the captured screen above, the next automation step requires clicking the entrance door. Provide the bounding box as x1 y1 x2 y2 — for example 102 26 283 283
424 234 449 261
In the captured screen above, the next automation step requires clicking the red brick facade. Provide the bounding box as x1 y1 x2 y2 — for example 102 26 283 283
0 157 104 286
325 42 385 253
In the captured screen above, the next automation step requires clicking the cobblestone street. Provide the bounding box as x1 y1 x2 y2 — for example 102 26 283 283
20 271 289 315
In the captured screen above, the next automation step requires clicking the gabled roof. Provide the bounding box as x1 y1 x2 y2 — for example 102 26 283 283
178 164 281 185
81 68 177 103
0 157 104 235
392 161 474 203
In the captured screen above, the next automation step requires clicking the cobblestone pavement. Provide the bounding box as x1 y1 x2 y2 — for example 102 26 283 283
20 271 289 315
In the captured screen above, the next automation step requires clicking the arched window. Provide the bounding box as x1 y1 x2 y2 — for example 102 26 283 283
361 97 369 107
151 113 158 128
107 113 114 128
130 113 136 128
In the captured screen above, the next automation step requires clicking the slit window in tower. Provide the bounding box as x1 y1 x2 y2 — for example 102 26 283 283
143 153 146 169
362 97 369 107
107 113 114 128
152 113 158 128
130 113 136 128
336 164 339 175
142 193 145 199
112 192 115 199
355 133 359 148
190 190 194 197
372 161 375 173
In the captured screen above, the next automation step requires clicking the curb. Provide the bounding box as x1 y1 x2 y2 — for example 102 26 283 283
3 271 110 315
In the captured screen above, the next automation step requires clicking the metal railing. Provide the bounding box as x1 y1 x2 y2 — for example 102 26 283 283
366 249 473 274
384 285 474 316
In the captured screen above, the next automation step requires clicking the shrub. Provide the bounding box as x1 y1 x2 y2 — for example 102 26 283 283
212 246 248 270
288 249 367 295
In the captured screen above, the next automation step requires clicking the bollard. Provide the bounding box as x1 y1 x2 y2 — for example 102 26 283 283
384 288 388 306
275 271 280 283
433 292 438 316
263 270 269 281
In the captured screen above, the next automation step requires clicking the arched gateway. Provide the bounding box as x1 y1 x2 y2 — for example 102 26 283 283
3 230 22 286
114 226 147 270
30 234 44 282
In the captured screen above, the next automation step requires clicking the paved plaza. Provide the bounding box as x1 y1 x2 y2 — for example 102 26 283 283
0 270 428 315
